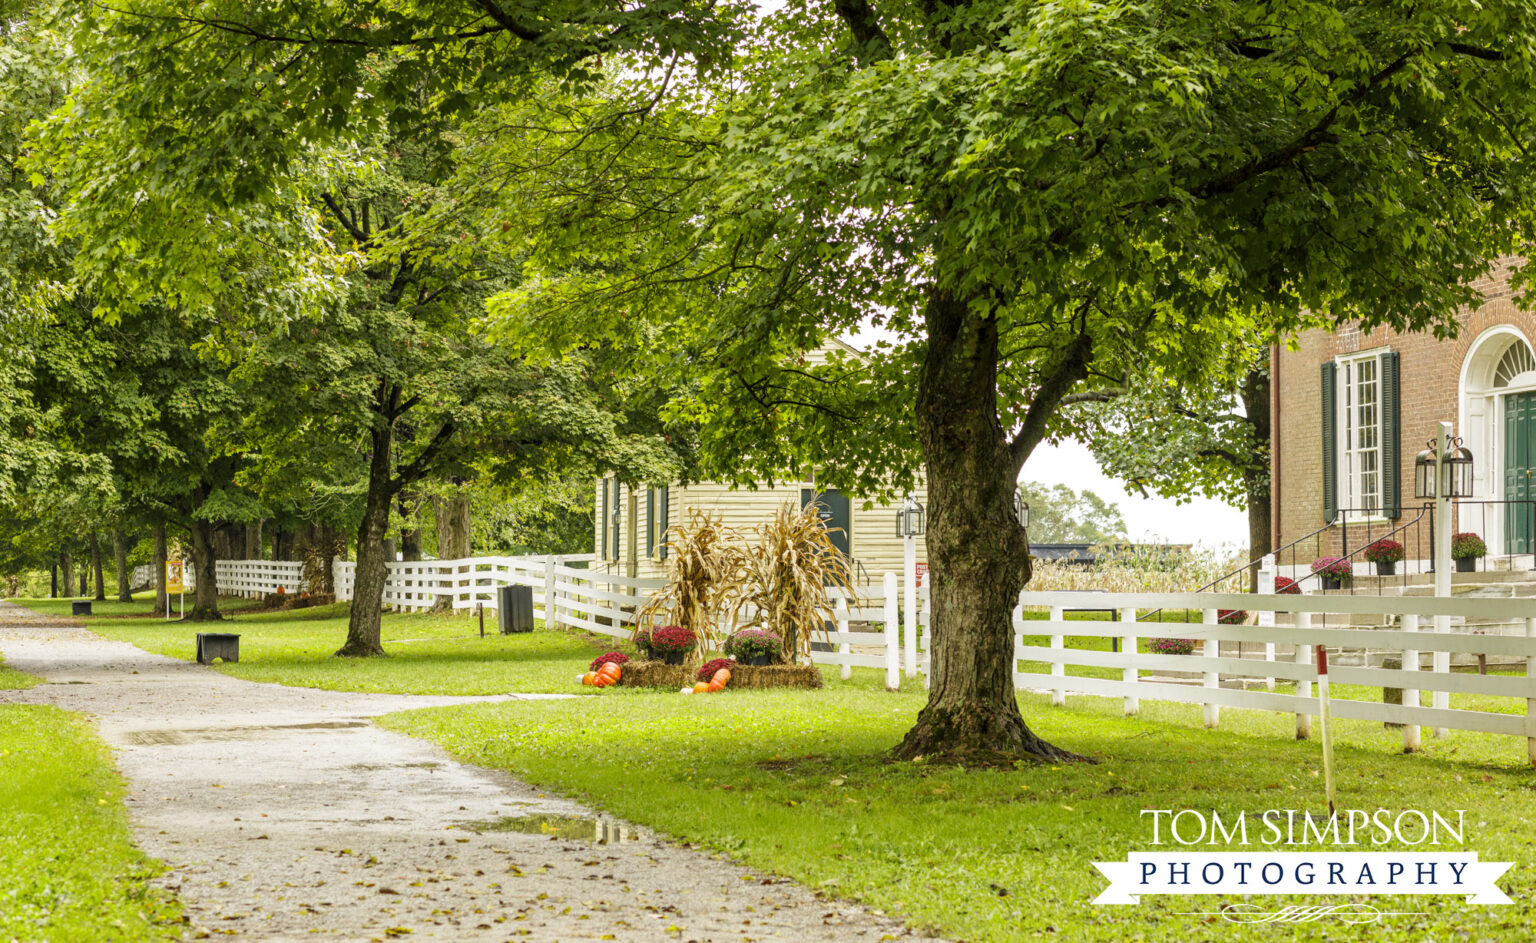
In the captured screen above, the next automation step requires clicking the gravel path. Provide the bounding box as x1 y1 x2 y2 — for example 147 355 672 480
0 603 939 942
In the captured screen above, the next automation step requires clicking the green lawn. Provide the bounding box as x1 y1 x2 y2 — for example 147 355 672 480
383 670 1536 943
0 655 39 690
0 705 182 940
13 594 626 696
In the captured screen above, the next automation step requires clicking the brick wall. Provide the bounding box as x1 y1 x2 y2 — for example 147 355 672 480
1273 261 1531 559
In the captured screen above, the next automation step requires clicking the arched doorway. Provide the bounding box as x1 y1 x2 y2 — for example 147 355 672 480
1460 327 1536 553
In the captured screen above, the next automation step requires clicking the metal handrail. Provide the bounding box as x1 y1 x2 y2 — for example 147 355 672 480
1289 505 1431 593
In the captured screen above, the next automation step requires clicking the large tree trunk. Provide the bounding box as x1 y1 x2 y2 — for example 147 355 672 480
434 490 472 559
186 519 223 621
892 293 1082 764
337 425 396 657
90 533 106 601
153 524 168 616
245 519 264 560
60 551 74 600
1240 363 1272 592
113 530 133 602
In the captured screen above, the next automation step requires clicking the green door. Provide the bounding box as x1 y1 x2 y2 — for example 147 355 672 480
1505 392 1536 553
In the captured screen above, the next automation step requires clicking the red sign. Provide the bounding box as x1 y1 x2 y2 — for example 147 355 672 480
915 563 928 587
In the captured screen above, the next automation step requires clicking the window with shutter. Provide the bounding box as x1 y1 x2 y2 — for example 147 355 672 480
646 487 655 558
657 486 669 560
599 478 609 559
609 480 622 561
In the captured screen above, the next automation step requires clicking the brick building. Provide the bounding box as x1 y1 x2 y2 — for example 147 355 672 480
1272 261 1535 564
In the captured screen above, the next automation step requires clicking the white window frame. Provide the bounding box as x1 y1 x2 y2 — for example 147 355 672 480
1336 348 1387 520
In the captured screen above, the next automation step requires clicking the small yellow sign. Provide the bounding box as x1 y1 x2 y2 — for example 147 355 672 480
166 560 184 594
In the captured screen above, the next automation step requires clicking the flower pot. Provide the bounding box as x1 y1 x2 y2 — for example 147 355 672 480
1455 557 1477 573
658 651 685 666
1321 576 1341 591
740 653 772 667
1376 561 1396 577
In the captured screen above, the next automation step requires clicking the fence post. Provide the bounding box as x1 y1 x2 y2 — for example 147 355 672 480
921 591 932 691
1402 613 1421 753
1049 605 1065 707
543 556 556 629
1294 610 1312 739
1120 607 1138 716
883 572 900 691
1527 617 1536 769
1202 607 1220 728
1433 613 1450 738
1257 554 1277 691
903 556 918 679
837 594 852 681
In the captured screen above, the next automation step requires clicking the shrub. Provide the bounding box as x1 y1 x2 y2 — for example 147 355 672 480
697 657 736 682
649 625 697 655
589 652 629 672
724 628 783 662
1217 609 1248 625
632 627 653 656
1452 532 1487 560
1362 539 1405 564
1273 577 1301 595
1149 637 1197 656
1309 557 1352 581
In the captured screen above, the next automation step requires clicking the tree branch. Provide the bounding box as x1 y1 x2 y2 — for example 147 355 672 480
392 418 457 491
1009 329 1094 472
471 0 544 43
831 0 893 64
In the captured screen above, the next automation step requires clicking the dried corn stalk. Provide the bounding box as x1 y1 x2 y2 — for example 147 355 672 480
635 509 748 662
737 501 854 665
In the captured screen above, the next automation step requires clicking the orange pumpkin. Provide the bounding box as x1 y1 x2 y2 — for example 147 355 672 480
692 681 712 694
705 681 723 693
581 672 598 686
711 669 731 687
597 662 622 683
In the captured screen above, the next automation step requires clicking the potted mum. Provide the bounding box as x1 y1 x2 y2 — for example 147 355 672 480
1273 576 1302 595
648 625 697 665
1310 556 1352 591
1148 637 1197 656
1452 532 1487 573
1217 609 1248 625
724 628 783 666
1363 538 1405 577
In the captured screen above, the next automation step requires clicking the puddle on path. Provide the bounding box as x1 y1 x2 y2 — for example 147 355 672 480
458 813 640 843
124 721 369 746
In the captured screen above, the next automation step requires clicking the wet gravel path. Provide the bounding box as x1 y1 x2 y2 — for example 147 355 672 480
0 603 939 942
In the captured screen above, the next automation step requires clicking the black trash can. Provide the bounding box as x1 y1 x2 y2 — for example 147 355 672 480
498 584 534 634
71 601 92 617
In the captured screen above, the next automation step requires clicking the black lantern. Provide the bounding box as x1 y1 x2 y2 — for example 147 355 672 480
1413 442 1438 500
1013 492 1030 529
896 496 926 538
1442 439 1474 498
1414 437 1475 499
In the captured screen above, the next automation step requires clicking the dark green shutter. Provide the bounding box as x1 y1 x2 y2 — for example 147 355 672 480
599 478 609 559
609 480 621 561
1321 362 1338 524
1379 351 1401 519
646 487 655 557
657 485 669 560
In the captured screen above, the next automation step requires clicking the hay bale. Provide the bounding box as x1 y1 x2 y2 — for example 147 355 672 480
618 661 824 690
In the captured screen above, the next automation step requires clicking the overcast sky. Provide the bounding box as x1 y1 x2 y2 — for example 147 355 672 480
1024 438 1249 549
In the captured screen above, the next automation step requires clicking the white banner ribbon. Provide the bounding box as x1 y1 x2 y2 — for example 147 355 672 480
1093 853 1512 905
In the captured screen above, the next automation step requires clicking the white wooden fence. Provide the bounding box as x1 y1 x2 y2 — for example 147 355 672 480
212 556 1536 755
1012 590 1536 761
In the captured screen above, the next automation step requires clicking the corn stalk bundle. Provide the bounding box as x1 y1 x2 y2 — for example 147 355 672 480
737 501 854 665
635 509 748 662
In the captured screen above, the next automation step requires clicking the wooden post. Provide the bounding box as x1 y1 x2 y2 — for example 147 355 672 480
1121 607 1139 716
1527 617 1536 768
1295 610 1313 739
837 593 852 681
921 592 932 691
1317 644 1336 815
1402 613 1421 753
543 556 556 629
883 572 900 691
1202 607 1220 728
903 539 918 678
1258 554 1277 691
1049 605 1066 706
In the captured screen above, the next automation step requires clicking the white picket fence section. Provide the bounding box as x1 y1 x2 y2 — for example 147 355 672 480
1010 590 1536 759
